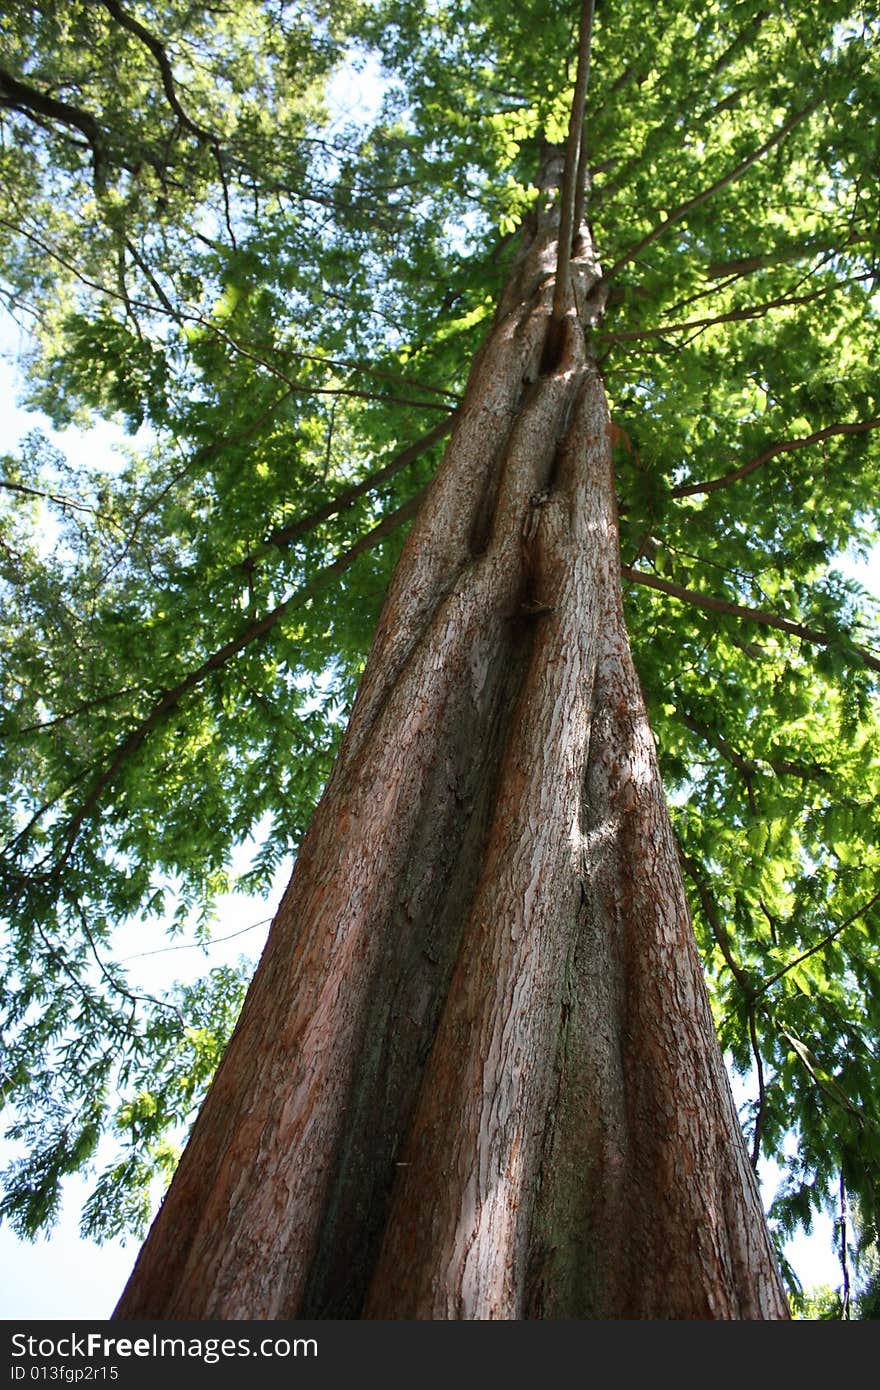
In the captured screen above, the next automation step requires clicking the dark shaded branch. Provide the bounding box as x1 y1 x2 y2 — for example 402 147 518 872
1 770 91 857
244 346 461 406
123 236 177 317
591 13 765 199
605 100 819 280
626 225 873 329
712 9 769 75
101 0 239 247
76 903 185 1027
678 844 772 1174
1 687 138 740
840 1173 851 1319
1 475 128 546
112 235 463 404
0 63 106 179
679 711 758 813
0 479 95 515
0 217 458 413
29 921 121 1031
780 1028 865 1122
679 710 829 789
94 386 301 588
166 315 458 413
339 364 462 404
213 143 237 249
621 566 880 673
764 757 831 779
679 851 752 991
672 417 880 498
705 227 867 280
758 899 779 945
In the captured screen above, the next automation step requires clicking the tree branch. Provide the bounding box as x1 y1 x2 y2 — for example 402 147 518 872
1 769 91 859
603 272 872 347
679 711 758 812
621 565 880 673
242 415 454 575
747 1007 767 1169
1 214 458 413
552 0 596 329
621 223 873 329
99 0 215 145
755 890 880 997
678 709 829 786
175 315 458 412
705 227 868 280
102 0 239 247
76 903 185 1028
51 491 426 869
780 1028 865 1123
123 236 177 317
605 100 819 280
839 1173 852 1318
0 63 106 182
679 851 752 991
100 230 463 405
672 416 880 498
93 387 301 588
1 687 138 741
0 479 96 515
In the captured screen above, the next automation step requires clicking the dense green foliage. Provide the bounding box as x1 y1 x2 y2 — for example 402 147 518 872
1 0 878 1311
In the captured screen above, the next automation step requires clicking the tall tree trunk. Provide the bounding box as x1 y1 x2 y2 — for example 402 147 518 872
114 154 789 1321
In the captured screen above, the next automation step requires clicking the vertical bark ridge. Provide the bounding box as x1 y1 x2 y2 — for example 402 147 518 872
335 175 571 772
296 616 536 1315
113 546 526 1317
359 352 620 1319
523 397 789 1319
362 369 602 1319
114 177 601 1320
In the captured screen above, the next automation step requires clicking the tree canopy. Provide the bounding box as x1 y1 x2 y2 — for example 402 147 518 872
0 0 878 1311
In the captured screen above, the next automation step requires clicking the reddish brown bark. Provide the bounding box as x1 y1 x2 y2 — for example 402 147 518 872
113 156 789 1321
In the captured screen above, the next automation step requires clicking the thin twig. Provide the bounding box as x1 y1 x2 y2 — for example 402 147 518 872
77 904 186 1027
51 491 427 870
621 565 880 673
603 272 872 347
748 1007 767 1169
605 100 819 281
119 916 272 962
673 416 880 499
754 891 880 996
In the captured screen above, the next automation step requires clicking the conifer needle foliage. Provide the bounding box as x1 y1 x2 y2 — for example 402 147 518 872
0 0 877 1304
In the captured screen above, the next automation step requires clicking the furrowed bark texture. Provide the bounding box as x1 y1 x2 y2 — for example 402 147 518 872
114 156 789 1321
